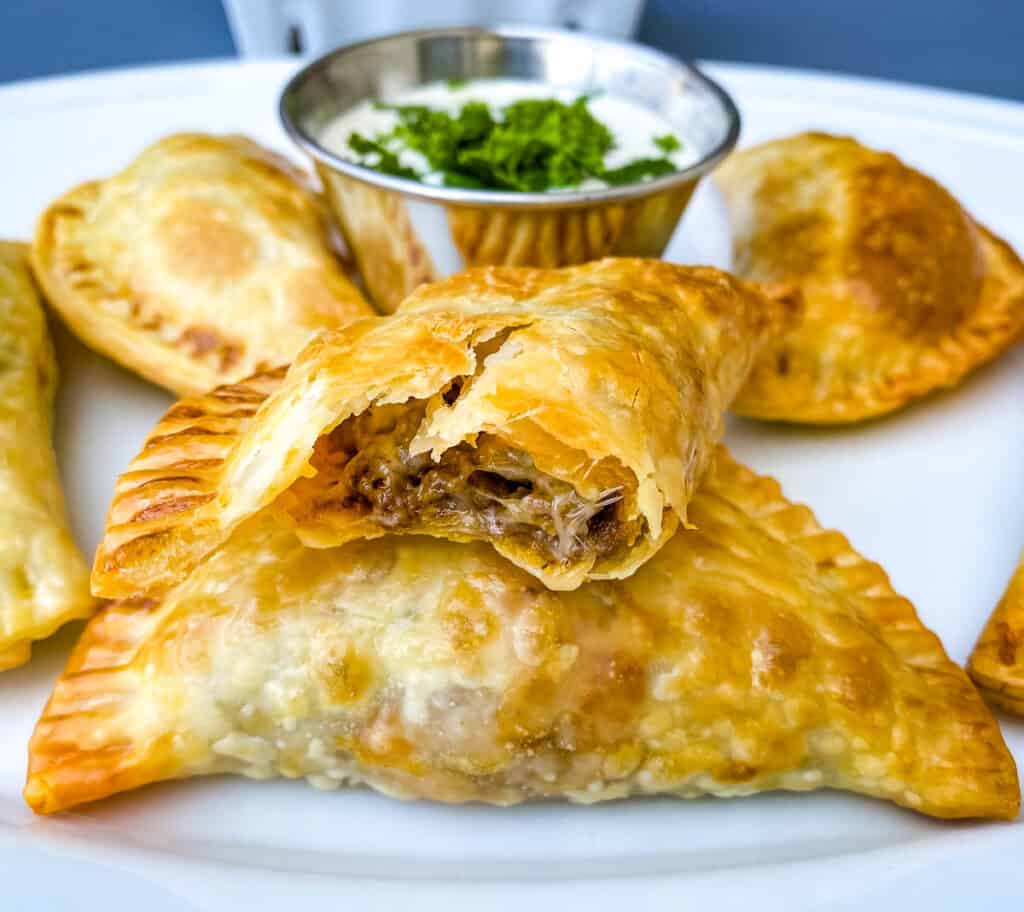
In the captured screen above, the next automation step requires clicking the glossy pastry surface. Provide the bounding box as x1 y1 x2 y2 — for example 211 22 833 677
969 554 1024 715
32 133 372 397
91 259 798 595
717 132 1024 423
0 242 93 670
27 448 1018 819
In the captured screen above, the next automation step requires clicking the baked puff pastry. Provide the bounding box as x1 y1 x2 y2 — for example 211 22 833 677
91 259 798 595
969 553 1024 715
32 133 372 398
716 132 1024 423
26 448 1019 819
0 242 93 670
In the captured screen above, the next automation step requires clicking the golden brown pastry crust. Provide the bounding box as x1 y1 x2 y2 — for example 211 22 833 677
32 133 372 397
91 259 798 596
716 132 1024 423
27 447 1018 818
0 242 94 669
91 367 285 598
969 553 1024 715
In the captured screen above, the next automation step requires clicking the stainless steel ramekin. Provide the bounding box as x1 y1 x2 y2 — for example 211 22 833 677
281 26 740 312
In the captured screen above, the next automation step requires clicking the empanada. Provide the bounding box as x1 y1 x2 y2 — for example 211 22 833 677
716 132 1024 423
969 553 1024 715
26 448 1018 819
90 259 798 595
0 242 93 670
32 133 373 397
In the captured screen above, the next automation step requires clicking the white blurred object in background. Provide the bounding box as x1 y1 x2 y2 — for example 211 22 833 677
223 0 646 57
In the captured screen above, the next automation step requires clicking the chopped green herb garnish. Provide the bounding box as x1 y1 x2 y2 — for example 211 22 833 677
350 93 679 191
442 171 488 189
653 133 681 154
600 157 676 186
446 77 469 90
346 132 420 180
459 97 614 191
389 101 496 181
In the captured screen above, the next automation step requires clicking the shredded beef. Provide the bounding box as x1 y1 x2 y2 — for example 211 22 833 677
300 397 635 563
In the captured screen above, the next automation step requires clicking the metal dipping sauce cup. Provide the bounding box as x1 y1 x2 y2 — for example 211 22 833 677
280 26 740 312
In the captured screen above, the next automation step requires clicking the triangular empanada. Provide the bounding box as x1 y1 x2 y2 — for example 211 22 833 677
716 132 1024 423
27 447 1018 819
0 242 93 671
32 133 373 398
90 259 798 595
969 553 1024 715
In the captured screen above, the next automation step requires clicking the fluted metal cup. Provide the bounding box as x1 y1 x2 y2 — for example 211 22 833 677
281 26 740 312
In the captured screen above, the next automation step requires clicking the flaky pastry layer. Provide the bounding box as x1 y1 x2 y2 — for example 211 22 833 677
91 259 798 595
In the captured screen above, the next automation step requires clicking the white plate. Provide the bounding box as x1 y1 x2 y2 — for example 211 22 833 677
1 59 1023 911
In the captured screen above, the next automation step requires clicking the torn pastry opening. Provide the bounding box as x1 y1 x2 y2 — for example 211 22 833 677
279 376 646 572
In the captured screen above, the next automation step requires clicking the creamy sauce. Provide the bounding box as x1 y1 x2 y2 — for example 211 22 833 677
319 78 699 190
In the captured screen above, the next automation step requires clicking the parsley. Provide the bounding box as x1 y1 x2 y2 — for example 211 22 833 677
349 93 679 191
442 172 487 189
346 132 420 180
653 133 681 154
453 97 613 191
390 102 496 178
600 158 676 186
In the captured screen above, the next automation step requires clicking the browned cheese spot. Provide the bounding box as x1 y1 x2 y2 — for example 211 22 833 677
157 199 258 283
846 160 983 338
323 648 374 706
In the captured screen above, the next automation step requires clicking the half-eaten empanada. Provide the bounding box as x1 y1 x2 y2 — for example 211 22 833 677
716 132 1024 423
969 553 1024 715
0 242 93 670
32 133 373 397
90 259 798 595
26 447 1018 818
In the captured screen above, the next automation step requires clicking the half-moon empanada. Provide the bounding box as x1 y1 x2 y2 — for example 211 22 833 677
32 133 373 397
0 242 93 670
26 448 1018 818
90 259 798 595
716 132 1024 423
969 553 1024 715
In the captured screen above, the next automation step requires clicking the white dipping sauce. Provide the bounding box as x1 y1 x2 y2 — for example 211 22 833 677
319 78 700 189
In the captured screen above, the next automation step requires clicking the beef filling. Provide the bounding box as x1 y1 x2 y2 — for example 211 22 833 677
293 398 636 563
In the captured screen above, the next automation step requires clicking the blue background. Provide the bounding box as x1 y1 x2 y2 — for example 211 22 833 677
1 0 1022 100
